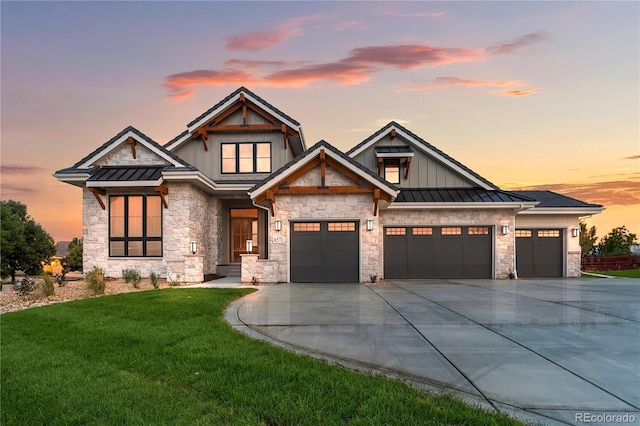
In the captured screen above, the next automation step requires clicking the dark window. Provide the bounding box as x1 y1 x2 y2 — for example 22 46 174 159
386 227 406 236
109 195 162 257
328 222 356 232
293 223 320 232
384 159 400 184
221 142 271 173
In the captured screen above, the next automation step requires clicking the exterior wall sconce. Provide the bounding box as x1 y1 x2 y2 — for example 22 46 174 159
190 241 197 254
572 228 579 238
245 239 253 253
366 219 374 231
275 219 282 232
501 225 509 235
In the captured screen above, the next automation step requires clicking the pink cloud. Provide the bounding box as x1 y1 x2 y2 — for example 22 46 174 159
503 88 542 96
1 165 43 175
345 45 482 69
486 31 548 55
163 69 259 100
334 20 366 31
508 179 640 206
406 77 519 91
379 11 446 18
266 62 374 86
225 14 326 52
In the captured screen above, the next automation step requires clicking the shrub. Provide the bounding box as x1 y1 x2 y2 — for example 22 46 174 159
167 274 181 287
40 273 55 297
85 267 105 295
149 272 159 289
14 278 36 296
122 268 142 289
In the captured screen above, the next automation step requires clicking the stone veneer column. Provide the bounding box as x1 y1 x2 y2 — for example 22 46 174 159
183 255 204 283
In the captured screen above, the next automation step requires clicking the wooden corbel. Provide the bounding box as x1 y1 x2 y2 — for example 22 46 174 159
404 156 412 180
155 184 169 209
267 189 275 216
88 187 106 210
373 189 380 217
127 137 137 159
281 124 288 150
390 128 396 140
319 149 326 187
377 157 383 175
194 128 208 151
240 93 247 125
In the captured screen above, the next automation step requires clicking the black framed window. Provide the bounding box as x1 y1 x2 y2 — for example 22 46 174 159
109 195 162 257
384 159 400 184
221 142 271 173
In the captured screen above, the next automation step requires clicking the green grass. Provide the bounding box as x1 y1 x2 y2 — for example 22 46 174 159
582 268 640 278
1 289 523 425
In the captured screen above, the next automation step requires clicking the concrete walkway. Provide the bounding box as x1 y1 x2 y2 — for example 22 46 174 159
226 278 640 426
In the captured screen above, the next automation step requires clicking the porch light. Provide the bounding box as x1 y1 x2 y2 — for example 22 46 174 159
190 241 197 254
366 219 374 231
501 225 509 235
275 219 282 232
246 239 253 253
572 228 579 238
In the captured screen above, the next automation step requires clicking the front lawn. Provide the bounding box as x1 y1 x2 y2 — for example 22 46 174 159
1 289 522 425
582 269 640 279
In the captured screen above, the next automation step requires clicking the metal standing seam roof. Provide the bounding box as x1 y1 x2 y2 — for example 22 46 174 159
347 121 498 190
396 188 537 203
510 190 603 208
87 166 165 183
375 145 414 154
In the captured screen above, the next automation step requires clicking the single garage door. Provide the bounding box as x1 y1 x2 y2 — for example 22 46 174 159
516 229 563 277
384 226 492 279
290 221 359 283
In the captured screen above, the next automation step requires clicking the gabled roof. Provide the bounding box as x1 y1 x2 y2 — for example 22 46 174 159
512 190 604 215
347 121 498 190
58 126 192 172
164 87 305 153
249 139 398 200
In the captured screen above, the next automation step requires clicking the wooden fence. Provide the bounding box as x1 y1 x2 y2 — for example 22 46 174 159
581 255 640 271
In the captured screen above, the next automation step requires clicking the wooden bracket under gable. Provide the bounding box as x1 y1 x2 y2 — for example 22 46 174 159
281 124 288 150
127 137 137 159
266 190 275 216
319 149 326 187
377 157 383 176
194 128 208 151
373 189 380 216
240 93 247 125
404 156 412 180
155 184 169 209
88 187 106 210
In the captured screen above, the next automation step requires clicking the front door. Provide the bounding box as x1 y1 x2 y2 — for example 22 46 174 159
230 209 258 263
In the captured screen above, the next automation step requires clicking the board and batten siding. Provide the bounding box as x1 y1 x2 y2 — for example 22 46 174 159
352 134 475 188
172 109 295 181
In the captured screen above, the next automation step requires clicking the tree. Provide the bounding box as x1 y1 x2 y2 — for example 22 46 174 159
0 200 56 282
596 226 638 256
64 238 83 272
579 222 598 256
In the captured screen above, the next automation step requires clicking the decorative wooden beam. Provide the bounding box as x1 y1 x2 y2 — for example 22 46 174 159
246 102 277 125
88 187 106 210
266 190 275 216
206 124 283 132
194 128 208 151
205 103 242 127
240 93 247 125
155 184 169 209
377 157 383 176
404 156 412 180
275 186 373 195
319 149 326 187
324 157 370 187
390 128 397 139
373 189 380 217
127 137 137 159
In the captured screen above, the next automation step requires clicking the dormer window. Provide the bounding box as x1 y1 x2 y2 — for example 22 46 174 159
384 160 400 184
375 145 414 183
222 142 271 174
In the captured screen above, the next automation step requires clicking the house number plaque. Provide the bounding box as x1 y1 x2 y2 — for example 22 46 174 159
272 236 285 244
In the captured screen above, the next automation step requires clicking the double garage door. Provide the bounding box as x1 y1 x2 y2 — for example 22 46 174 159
384 226 492 279
290 221 359 283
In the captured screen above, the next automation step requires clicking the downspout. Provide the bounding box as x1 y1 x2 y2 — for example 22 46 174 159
513 203 525 280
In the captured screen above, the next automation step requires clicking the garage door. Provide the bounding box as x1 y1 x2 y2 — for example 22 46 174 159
516 229 563 277
290 221 359 283
384 226 492 279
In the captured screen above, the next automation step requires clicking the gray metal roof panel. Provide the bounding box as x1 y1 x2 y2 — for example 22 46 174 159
375 145 414 154
395 188 536 203
87 166 165 182
511 190 602 208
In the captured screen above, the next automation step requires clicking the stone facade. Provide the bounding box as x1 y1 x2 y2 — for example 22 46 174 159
241 254 280 284
381 208 517 279
96 143 169 167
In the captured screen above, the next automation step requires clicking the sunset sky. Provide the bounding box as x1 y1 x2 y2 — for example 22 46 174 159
2 1 638 242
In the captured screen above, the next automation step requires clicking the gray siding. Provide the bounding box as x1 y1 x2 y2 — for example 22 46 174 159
352 134 474 188
173 109 295 181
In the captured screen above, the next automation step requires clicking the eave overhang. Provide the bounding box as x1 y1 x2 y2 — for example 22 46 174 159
517 207 605 215
388 201 539 210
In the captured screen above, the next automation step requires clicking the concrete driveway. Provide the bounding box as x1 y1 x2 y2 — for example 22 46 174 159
226 278 640 425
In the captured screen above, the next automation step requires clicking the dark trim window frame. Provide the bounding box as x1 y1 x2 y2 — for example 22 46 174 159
109 195 162 257
221 142 271 174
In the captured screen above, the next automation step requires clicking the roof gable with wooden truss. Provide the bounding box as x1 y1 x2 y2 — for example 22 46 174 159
249 140 398 217
347 122 498 190
165 87 305 157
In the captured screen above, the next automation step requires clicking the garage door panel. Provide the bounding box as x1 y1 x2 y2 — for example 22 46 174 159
464 233 492 278
516 229 563 277
438 234 464 278
408 236 435 278
291 222 359 283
